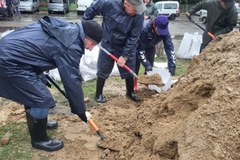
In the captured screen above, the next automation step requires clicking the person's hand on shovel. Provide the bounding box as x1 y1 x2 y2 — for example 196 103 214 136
117 56 127 67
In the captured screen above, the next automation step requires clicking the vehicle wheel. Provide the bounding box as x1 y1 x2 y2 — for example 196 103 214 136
169 14 176 21
202 17 207 24
77 11 84 15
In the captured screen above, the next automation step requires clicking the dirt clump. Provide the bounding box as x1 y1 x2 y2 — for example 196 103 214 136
138 73 164 86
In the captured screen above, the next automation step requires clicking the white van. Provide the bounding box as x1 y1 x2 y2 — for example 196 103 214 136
77 0 93 15
155 1 180 21
48 0 69 14
19 0 39 13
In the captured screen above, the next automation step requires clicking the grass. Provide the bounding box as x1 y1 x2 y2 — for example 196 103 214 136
0 121 58 160
155 51 191 76
175 58 191 76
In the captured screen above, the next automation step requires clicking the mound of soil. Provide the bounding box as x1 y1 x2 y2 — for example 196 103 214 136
1 31 240 160
90 31 240 159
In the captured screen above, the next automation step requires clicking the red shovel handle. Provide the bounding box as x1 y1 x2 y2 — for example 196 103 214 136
108 54 118 61
207 32 216 40
98 45 138 79
109 53 132 72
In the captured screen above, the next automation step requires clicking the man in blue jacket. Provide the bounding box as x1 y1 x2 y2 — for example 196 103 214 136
135 15 176 79
83 0 145 103
0 16 102 152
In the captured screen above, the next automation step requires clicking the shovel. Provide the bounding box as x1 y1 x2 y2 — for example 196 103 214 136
45 74 106 141
187 15 216 40
98 45 164 86
98 45 138 79
86 112 106 140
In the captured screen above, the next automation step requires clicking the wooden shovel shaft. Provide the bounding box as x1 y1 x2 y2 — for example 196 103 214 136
88 119 99 131
88 119 106 140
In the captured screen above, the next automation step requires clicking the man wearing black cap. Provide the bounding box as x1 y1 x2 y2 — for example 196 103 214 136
186 0 237 52
0 16 102 152
83 0 145 103
135 15 176 82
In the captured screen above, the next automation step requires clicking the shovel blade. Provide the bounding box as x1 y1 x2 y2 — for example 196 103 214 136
138 73 164 86
146 67 172 93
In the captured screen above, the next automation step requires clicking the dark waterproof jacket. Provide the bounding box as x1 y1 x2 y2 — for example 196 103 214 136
0 16 86 115
188 0 237 50
137 20 176 69
83 0 144 60
138 20 174 50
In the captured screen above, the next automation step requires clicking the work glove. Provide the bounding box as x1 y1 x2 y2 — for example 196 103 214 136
78 113 88 123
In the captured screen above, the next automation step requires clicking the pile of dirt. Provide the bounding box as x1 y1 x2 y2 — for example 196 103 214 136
1 31 240 160
90 31 240 159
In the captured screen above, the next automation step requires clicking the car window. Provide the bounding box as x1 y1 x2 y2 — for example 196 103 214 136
155 3 163 9
237 8 240 13
49 0 62 3
164 3 177 9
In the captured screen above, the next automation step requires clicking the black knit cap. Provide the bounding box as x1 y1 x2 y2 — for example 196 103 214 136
82 20 102 44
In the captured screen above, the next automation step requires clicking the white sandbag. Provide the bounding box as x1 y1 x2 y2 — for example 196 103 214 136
177 32 202 59
48 69 61 81
153 62 168 68
80 46 120 81
147 67 171 93
49 46 120 82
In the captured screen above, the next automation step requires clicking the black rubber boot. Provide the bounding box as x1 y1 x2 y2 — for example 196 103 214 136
95 77 107 103
125 77 140 102
26 112 64 152
24 106 58 130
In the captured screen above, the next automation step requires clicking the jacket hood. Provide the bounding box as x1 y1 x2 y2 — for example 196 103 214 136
39 16 80 48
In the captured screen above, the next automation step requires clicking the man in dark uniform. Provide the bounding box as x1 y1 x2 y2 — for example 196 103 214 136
83 0 145 103
0 16 102 152
136 15 176 76
186 0 237 52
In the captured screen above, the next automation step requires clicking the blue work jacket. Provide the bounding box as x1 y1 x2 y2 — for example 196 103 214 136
83 0 144 60
138 19 174 56
0 16 86 115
